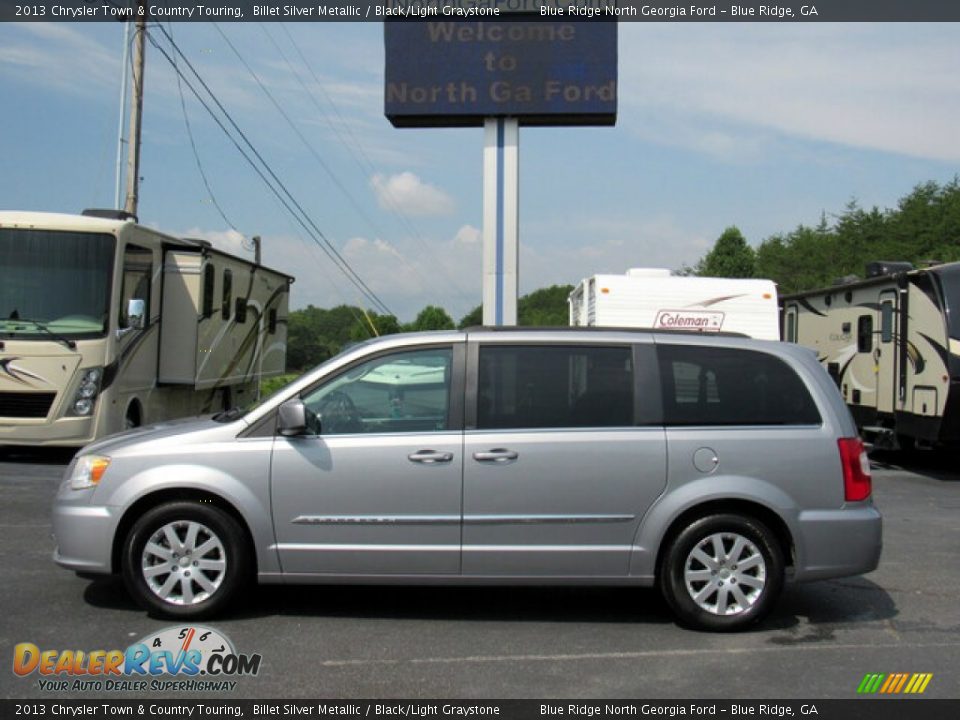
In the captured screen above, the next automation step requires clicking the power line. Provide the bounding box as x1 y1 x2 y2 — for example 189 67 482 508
274 23 476 309
167 23 238 234
214 23 442 313
147 24 394 317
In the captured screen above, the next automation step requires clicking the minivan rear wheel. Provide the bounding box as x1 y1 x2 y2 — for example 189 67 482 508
660 514 784 631
121 501 248 618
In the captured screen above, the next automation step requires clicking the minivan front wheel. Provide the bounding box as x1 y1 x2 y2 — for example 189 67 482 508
121 502 248 618
660 514 784 631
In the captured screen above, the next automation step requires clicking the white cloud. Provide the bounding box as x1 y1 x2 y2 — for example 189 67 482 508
620 24 960 162
181 214 708 324
181 227 254 258
520 215 712 292
0 24 118 94
453 224 481 246
370 172 456 217
244 224 481 323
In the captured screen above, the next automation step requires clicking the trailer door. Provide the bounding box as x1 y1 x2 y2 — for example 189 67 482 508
876 290 898 415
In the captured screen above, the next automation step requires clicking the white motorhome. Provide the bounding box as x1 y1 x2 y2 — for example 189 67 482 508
782 261 960 448
0 210 293 447
569 268 780 340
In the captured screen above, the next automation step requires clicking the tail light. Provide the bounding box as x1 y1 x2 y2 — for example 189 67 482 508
838 437 872 501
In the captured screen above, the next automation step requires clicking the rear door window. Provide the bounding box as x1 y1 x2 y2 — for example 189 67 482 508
658 345 821 426
477 345 634 429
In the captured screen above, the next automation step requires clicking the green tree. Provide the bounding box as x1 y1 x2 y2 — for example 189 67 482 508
519 284 574 326
458 305 483 329
749 178 960 295
348 311 400 342
696 226 756 278
457 284 574 328
286 305 350 371
410 305 455 331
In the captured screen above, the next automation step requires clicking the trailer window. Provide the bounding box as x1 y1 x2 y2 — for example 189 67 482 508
857 316 873 353
234 297 247 324
785 311 797 343
118 244 152 329
222 269 232 321
933 265 960 340
202 264 215 319
880 302 894 343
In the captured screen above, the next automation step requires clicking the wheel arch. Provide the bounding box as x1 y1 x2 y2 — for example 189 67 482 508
653 498 795 582
124 398 143 428
111 488 257 577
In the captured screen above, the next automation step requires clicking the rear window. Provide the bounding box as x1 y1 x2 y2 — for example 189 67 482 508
658 345 821 426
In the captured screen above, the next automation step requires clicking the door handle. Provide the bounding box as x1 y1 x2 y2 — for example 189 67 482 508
407 450 454 464
473 449 519 462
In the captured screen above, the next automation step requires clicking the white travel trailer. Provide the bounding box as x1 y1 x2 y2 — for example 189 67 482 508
0 210 293 447
569 268 780 340
782 261 960 448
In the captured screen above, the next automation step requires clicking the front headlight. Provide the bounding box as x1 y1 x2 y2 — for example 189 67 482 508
67 368 103 417
69 455 111 490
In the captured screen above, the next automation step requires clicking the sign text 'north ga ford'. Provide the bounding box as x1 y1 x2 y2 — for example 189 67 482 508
384 21 617 127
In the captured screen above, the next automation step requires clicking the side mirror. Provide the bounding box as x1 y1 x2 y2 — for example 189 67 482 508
127 298 146 330
277 399 308 437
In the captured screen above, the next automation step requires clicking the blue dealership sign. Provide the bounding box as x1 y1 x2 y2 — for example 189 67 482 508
384 21 617 127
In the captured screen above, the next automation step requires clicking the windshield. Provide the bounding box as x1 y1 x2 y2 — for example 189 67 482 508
0 229 115 339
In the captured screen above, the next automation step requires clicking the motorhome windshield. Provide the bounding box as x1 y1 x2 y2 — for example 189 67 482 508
0 229 115 339
934 264 960 340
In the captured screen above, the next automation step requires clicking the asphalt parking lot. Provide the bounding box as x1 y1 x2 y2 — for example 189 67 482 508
1 447 957 700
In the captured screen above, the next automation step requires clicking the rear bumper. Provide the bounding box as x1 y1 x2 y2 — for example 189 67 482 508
793 504 882 581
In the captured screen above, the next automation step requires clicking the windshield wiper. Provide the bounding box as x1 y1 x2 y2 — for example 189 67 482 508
2 318 77 350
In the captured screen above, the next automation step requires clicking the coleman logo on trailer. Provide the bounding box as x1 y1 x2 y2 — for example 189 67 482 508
655 310 725 332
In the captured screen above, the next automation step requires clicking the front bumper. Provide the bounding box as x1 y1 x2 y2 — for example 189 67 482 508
0 415 96 447
792 504 882 581
51 499 117 575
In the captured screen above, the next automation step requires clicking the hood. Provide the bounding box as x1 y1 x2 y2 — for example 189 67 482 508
80 414 247 457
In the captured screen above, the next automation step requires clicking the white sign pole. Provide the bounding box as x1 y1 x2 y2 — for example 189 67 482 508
482 117 520 327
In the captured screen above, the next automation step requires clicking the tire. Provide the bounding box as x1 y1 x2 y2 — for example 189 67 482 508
659 514 784 632
121 501 249 619
896 433 916 453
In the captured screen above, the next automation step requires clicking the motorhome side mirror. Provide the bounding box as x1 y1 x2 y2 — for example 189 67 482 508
277 399 308 437
127 298 146 329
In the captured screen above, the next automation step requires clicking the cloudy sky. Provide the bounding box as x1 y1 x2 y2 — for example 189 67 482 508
1 21 958 321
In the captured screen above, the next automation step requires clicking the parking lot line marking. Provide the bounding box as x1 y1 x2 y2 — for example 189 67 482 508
317 641 960 668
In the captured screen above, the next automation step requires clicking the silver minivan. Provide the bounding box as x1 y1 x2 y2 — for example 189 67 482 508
52 329 881 631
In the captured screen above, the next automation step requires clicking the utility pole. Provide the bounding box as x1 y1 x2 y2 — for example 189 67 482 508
124 6 147 219
114 21 132 210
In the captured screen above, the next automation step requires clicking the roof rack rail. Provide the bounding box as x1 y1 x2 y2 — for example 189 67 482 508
182 237 213 249
463 325 749 338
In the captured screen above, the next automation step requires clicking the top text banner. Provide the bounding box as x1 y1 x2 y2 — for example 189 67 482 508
4 1 960 22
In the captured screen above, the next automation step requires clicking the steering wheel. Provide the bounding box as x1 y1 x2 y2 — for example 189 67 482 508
316 390 362 433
